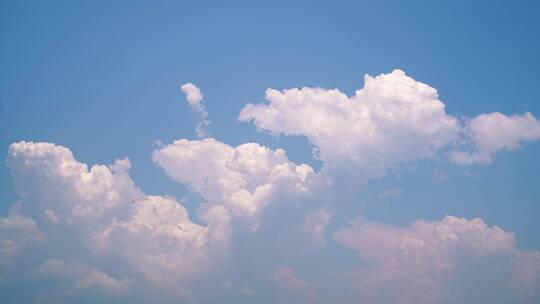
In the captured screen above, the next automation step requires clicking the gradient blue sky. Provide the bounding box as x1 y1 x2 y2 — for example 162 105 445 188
1 1 540 303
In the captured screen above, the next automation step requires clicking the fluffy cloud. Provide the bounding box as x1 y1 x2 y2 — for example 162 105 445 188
1 140 319 302
3 70 540 303
92 195 230 291
181 82 204 108
239 70 540 176
451 112 540 165
335 215 540 303
2 141 229 301
239 70 460 178
153 138 314 220
7 141 144 222
181 82 211 138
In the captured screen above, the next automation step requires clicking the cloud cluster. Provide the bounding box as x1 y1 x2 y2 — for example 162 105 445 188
335 216 530 303
153 138 314 221
2 70 540 303
2 141 230 301
239 70 540 175
239 70 460 178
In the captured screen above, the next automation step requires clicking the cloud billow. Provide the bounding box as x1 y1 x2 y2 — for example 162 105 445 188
2 70 540 303
239 70 540 177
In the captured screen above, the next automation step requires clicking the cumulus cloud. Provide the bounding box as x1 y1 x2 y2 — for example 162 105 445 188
181 82 211 138
153 138 314 221
451 112 540 165
2 69 540 303
239 70 540 176
1 140 321 302
335 215 540 303
7 141 144 222
92 195 229 291
2 141 230 301
239 70 461 178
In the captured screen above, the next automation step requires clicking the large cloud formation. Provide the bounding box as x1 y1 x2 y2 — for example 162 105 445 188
239 69 540 176
239 70 460 178
2 142 230 302
2 70 540 303
335 216 538 303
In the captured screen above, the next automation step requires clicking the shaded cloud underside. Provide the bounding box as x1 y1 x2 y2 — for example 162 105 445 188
2 70 540 303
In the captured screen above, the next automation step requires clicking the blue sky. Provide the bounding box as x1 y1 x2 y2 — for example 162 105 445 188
1 1 540 303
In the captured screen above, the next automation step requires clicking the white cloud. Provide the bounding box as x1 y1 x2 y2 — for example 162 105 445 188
7 141 144 222
239 70 460 179
181 82 211 138
451 112 540 165
3 134 540 303
181 82 204 109
3 141 230 299
92 195 229 290
153 138 314 220
335 215 540 303
4 140 319 302
3 69 540 303
239 70 540 176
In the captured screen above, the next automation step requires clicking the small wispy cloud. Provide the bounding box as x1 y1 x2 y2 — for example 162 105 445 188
181 82 211 138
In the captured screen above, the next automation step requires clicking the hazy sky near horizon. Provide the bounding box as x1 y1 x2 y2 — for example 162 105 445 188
1 1 540 303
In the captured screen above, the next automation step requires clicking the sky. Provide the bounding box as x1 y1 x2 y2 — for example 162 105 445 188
1 1 540 303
